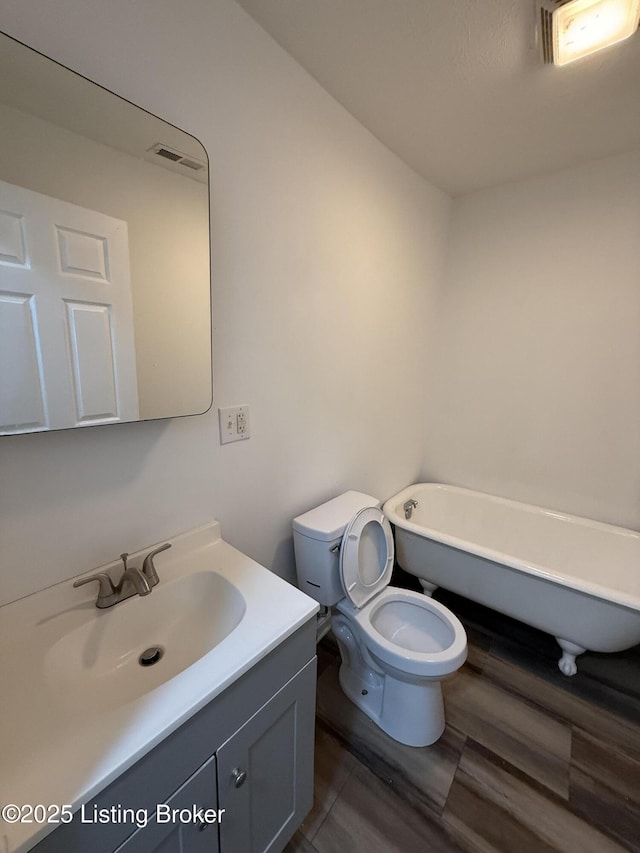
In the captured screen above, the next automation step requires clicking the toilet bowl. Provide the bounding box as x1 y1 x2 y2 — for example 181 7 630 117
292 492 467 747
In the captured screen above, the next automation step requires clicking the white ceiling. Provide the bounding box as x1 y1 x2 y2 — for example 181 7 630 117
235 0 640 195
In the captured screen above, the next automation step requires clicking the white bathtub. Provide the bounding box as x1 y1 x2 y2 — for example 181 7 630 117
383 484 640 675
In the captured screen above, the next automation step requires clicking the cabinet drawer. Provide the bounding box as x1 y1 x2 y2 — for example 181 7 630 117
113 756 219 853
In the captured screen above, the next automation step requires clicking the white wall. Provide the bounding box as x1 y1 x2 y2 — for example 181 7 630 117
426 149 640 529
0 0 450 605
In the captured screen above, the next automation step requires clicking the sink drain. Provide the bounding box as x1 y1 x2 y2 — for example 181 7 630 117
139 646 164 667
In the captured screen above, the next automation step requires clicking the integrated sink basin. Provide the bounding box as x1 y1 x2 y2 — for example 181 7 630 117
0 520 318 853
45 570 246 712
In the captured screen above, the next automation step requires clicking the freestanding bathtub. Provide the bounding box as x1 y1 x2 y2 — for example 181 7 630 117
383 484 640 675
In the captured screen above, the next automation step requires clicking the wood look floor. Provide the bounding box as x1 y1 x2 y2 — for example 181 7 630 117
284 587 640 853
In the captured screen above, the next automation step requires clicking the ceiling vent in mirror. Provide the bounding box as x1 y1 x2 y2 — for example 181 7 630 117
154 145 182 162
147 143 208 182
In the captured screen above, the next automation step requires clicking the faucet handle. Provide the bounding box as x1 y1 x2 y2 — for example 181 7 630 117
142 543 171 587
73 572 117 608
403 498 418 519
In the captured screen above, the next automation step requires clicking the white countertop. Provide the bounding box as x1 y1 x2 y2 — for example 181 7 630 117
0 521 318 853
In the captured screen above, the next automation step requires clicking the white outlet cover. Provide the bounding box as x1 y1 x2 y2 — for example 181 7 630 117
218 405 251 444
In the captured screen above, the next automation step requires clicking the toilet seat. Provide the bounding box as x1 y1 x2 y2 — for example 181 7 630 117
337 588 467 677
338 505 466 675
339 506 394 608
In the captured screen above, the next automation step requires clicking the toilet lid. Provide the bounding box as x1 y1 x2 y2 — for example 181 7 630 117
340 506 394 608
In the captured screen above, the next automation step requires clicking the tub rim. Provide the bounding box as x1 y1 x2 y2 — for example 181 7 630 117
383 482 640 614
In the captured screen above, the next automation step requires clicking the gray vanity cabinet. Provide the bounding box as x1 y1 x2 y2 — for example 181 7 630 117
217 663 314 852
32 621 316 853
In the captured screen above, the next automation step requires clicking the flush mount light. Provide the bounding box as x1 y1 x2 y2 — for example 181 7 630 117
552 0 640 65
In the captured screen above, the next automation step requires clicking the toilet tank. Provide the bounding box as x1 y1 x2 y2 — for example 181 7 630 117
292 491 380 605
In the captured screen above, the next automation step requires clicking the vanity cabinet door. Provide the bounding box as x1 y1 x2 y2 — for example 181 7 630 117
216 659 316 853
113 756 219 853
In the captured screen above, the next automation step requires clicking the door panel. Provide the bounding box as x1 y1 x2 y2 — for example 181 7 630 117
56 226 110 280
217 660 316 853
0 291 45 430
0 209 27 265
65 301 118 420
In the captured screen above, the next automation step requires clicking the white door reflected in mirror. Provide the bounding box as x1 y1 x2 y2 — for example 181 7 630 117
0 180 139 433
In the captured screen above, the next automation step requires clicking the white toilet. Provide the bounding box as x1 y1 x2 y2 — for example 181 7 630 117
293 491 467 747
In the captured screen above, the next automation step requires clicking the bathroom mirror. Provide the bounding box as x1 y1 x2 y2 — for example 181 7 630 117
0 32 212 435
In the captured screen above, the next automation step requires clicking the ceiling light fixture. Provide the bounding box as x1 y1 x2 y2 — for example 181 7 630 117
551 0 640 65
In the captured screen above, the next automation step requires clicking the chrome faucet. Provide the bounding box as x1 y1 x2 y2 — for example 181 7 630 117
142 542 171 588
403 498 418 520
74 552 152 608
117 554 152 598
72 571 119 608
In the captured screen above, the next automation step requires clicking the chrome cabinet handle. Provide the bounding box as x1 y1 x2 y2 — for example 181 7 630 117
231 767 247 788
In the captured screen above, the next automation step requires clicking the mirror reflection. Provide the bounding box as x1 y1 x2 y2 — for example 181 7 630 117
0 32 212 435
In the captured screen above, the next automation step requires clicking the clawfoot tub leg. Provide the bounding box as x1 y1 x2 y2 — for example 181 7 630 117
555 638 586 676
418 579 438 597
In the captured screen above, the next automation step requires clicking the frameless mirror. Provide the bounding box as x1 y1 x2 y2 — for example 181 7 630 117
0 32 212 435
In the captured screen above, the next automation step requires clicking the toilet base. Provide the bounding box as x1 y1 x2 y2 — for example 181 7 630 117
338 661 445 746
332 611 450 747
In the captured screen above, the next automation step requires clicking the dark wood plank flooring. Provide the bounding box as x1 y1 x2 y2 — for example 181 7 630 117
285 587 640 853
